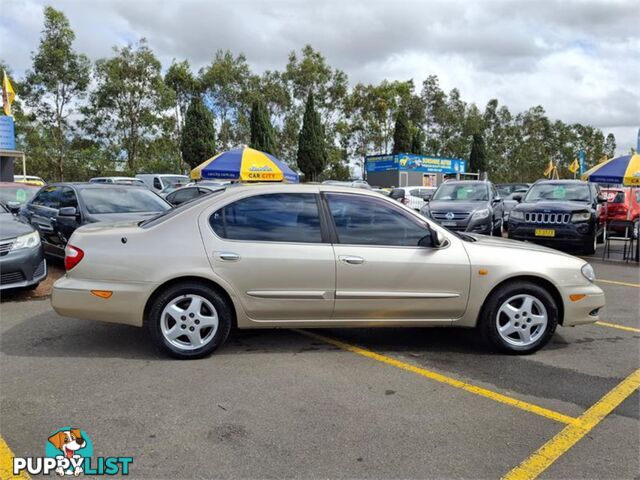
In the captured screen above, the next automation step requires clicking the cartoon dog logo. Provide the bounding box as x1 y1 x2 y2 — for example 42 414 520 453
48 429 86 476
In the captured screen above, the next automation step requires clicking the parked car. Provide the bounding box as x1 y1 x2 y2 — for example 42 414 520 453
14 175 46 186
421 180 504 235
503 188 530 229
507 180 606 254
51 183 604 359
496 183 531 197
395 186 436 210
165 184 226 206
388 187 407 205
90 176 146 186
19 183 172 259
0 202 47 291
136 174 190 193
601 187 640 238
0 182 41 211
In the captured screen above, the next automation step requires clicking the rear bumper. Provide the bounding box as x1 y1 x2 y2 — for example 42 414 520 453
51 276 152 327
561 283 605 327
0 246 47 290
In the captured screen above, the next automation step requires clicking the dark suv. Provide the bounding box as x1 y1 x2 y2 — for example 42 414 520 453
507 180 605 254
420 180 504 235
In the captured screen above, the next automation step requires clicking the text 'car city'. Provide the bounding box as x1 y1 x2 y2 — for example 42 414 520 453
51 184 605 359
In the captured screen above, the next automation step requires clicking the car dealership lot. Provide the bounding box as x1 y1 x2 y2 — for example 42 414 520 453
1 261 638 479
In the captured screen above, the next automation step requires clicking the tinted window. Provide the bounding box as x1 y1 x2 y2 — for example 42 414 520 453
31 186 60 209
326 193 428 246
210 193 322 243
169 188 200 205
79 187 171 214
153 178 162 190
59 187 78 208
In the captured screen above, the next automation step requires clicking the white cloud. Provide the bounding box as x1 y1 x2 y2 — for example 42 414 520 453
1 0 638 153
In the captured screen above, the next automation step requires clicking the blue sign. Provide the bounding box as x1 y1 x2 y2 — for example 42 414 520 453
578 150 586 175
365 153 466 174
0 116 16 150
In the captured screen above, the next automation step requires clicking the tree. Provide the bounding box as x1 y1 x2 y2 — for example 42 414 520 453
82 39 175 172
297 92 326 181
249 99 277 155
469 133 486 172
392 110 412 154
24 6 90 181
410 129 423 154
181 96 216 168
604 133 616 159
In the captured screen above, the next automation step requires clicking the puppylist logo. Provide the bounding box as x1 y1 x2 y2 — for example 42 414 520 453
13 427 133 476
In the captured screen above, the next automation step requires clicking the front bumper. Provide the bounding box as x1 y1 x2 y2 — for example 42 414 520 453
0 245 47 290
51 276 153 327
560 282 605 326
508 220 594 246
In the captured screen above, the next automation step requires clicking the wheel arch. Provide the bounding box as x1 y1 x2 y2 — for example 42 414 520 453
143 276 238 329
479 275 565 326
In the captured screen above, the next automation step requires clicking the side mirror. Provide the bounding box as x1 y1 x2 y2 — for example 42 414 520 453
512 194 523 203
6 201 20 214
57 206 78 217
597 195 607 204
419 228 446 248
492 196 502 204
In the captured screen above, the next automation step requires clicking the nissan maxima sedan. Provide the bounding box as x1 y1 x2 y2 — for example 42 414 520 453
51 184 605 359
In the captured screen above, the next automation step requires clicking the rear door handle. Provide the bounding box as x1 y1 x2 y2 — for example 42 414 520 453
339 255 364 265
217 252 240 261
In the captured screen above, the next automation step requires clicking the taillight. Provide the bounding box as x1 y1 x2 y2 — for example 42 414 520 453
64 245 84 271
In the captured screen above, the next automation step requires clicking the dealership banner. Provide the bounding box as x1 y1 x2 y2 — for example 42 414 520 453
365 153 466 174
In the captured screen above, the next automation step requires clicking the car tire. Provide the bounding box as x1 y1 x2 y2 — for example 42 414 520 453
479 281 558 354
583 232 597 255
492 218 503 237
148 282 232 359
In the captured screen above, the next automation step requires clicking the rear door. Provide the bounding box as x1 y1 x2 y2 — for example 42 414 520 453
200 192 336 322
325 192 470 321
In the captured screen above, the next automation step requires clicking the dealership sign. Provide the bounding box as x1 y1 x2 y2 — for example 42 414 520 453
365 153 466 174
0 116 16 150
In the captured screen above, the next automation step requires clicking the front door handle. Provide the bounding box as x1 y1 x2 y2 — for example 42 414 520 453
217 252 240 261
339 255 364 265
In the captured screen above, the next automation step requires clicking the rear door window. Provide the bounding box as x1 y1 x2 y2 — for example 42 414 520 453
210 193 322 243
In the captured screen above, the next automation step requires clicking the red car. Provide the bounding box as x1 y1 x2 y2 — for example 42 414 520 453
602 188 640 237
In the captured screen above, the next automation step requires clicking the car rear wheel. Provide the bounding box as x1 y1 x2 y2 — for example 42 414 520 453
479 281 558 354
583 232 597 255
148 282 232 359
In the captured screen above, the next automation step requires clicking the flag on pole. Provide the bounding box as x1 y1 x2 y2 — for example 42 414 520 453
543 160 554 177
568 158 579 174
2 71 16 116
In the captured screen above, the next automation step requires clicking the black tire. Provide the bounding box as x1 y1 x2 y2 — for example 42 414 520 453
479 281 558 354
582 232 597 255
492 218 503 237
147 282 232 359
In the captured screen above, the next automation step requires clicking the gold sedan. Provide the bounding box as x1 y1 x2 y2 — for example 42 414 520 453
51 184 605 359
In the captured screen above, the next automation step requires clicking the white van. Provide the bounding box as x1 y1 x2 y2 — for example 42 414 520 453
135 174 190 194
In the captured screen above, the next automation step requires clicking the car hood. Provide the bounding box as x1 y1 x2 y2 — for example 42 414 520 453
513 201 590 212
427 201 488 212
464 233 575 257
0 212 35 240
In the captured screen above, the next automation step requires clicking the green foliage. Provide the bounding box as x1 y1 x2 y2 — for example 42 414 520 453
181 96 216 168
469 133 486 172
297 92 327 181
410 129 424 154
604 133 616 158
392 110 412 154
249 99 277 155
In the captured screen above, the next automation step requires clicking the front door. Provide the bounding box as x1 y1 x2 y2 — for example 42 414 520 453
200 192 335 322
325 192 470 321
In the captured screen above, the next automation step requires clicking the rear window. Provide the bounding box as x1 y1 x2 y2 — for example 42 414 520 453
604 191 625 203
79 187 171 214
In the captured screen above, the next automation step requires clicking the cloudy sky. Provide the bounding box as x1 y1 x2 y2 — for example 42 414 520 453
2 0 639 153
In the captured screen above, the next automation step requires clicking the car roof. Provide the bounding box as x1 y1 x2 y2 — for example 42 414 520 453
533 179 588 185
0 182 40 187
46 182 149 190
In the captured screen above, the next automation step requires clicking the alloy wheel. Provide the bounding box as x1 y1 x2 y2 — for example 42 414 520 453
495 294 548 347
160 294 219 350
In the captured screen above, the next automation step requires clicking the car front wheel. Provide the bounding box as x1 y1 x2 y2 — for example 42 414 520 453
479 281 558 354
148 282 232 359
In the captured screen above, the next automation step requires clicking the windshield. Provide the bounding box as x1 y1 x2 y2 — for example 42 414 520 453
524 183 590 203
0 185 40 204
79 187 171 214
433 183 489 201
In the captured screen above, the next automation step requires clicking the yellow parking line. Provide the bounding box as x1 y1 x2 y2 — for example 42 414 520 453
0 435 30 480
294 329 579 426
503 368 640 480
597 279 640 288
595 321 640 333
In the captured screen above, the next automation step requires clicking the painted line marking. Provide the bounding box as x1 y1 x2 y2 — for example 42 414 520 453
597 279 640 288
502 368 640 480
294 329 579 425
595 321 640 333
0 435 30 480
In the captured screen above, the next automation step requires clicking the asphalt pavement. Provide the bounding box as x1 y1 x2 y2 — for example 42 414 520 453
0 260 638 479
